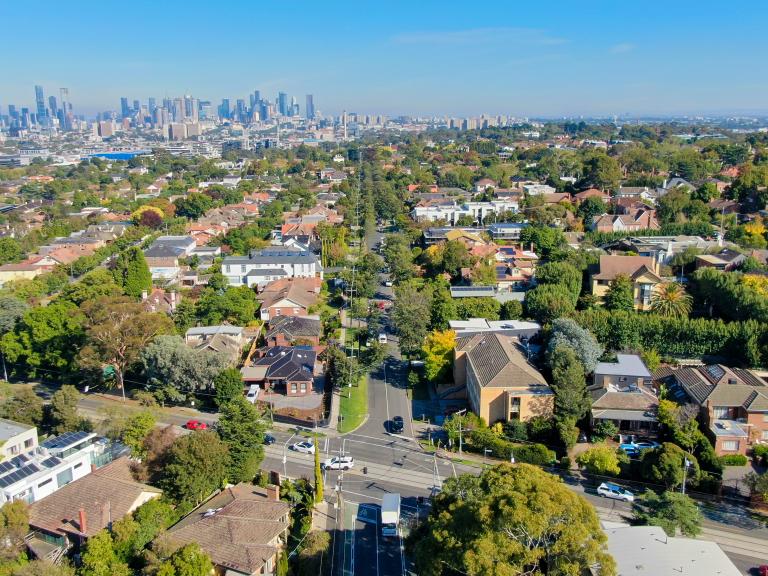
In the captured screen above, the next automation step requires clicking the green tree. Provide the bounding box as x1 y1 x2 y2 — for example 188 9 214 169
48 385 90 434
216 397 266 483
576 445 622 476
550 345 591 424
122 411 156 459
0 388 44 428
155 543 213 576
0 500 29 561
12 560 76 576
161 430 229 509
500 300 523 320
79 296 174 399
408 464 616 576
0 301 85 376
650 282 692 318
214 368 244 407
604 274 634 311
392 281 433 356
577 196 607 224
0 297 27 335
633 491 701 537
112 247 152 298
78 530 131 576
455 297 501 320
640 443 700 490
546 318 603 373
0 238 23 265
59 268 123 306
525 284 576 324
141 335 230 395
581 152 621 191
295 531 331 576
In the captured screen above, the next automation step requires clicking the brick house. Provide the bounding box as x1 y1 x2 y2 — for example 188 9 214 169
257 277 322 321
660 365 768 455
265 316 322 348
240 346 317 397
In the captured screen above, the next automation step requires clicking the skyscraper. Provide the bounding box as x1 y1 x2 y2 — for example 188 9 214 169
278 92 288 116
305 94 315 120
34 85 47 123
148 97 156 113
48 96 58 117
220 98 230 119
59 88 70 130
120 97 130 119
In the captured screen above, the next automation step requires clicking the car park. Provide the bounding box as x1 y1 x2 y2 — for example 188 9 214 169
185 420 208 430
321 456 355 470
290 441 315 454
597 482 635 502
390 416 404 434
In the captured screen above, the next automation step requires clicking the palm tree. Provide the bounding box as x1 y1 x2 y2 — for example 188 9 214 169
651 282 692 318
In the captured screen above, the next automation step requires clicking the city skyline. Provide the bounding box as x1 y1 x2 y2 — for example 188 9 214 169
2 0 768 117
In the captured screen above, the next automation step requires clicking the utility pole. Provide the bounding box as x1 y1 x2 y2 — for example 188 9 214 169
681 458 690 494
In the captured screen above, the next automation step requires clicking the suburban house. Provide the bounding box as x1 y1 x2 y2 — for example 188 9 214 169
185 326 245 364
0 262 48 286
164 483 290 576
257 277 322 321
603 235 724 266
143 235 197 282
448 318 541 340
590 355 658 433
265 316 322 347
601 524 740 576
454 333 554 424
591 206 660 233
141 288 181 313
695 249 747 271
590 255 663 311
0 429 107 505
659 364 768 455
487 222 528 242
27 457 161 557
222 247 323 287
474 178 497 193
241 346 318 397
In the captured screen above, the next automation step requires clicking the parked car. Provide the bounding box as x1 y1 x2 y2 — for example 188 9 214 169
383 280 393 287
264 434 276 445
246 384 260 404
185 420 208 431
597 482 635 502
378 333 388 344
758 565 768 576
322 456 355 470
390 416 404 434
291 441 315 454
634 441 660 451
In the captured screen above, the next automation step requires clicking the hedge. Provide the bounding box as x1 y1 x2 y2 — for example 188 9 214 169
468 428 555 465
720 454 749 466
571 309 767 367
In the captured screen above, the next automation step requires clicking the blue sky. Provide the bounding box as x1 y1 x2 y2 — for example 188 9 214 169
2 0 767 117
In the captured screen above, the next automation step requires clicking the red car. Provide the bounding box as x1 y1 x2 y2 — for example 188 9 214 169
759 566 768 576
185 420 208 430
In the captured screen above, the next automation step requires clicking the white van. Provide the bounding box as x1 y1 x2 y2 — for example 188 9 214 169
246 384 260 404
381 493 401 537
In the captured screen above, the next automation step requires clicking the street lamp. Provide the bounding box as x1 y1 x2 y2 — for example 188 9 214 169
681 458 691 495
451 408 467 454
510 449 515 464
483 448 492 466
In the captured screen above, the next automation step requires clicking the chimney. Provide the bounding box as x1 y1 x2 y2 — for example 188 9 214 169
78 508 87 534
266 484 280 501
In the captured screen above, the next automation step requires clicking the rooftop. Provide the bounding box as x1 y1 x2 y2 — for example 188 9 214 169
0 418 34 442
595 354 652 378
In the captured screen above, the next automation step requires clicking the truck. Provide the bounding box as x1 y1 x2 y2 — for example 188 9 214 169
381 493 401 537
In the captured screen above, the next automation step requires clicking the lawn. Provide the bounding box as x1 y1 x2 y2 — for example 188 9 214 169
338 374 368 433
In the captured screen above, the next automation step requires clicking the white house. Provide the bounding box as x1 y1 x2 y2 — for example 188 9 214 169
0 428 100 504
222 247 323 287
523 183 556 196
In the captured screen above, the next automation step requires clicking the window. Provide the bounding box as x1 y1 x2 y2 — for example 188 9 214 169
300 383 307 393
763 414 768 423
291 383 297 393
714 406 729 419
619 377 627 383
24 439 33 449
74 462 83 469
762 431 768 441
721 440 739 452
56 468 73 488
38 478 52 488
8 445 18 456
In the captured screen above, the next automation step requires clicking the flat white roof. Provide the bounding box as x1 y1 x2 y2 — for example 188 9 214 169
603 524 741 576
595 354 651 378
449 318 541 332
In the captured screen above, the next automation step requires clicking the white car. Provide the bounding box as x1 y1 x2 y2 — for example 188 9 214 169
321 456 355 470
245 384 259 404
597 482 635 502
384 280 393 287
290 441 315 454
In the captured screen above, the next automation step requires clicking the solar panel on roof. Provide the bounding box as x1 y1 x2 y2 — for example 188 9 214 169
0 462 13 474
41 457 62 468
10 454 29 467
42 430 90 450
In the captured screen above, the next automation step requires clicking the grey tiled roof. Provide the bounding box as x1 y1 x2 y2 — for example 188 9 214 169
457 333 550 390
